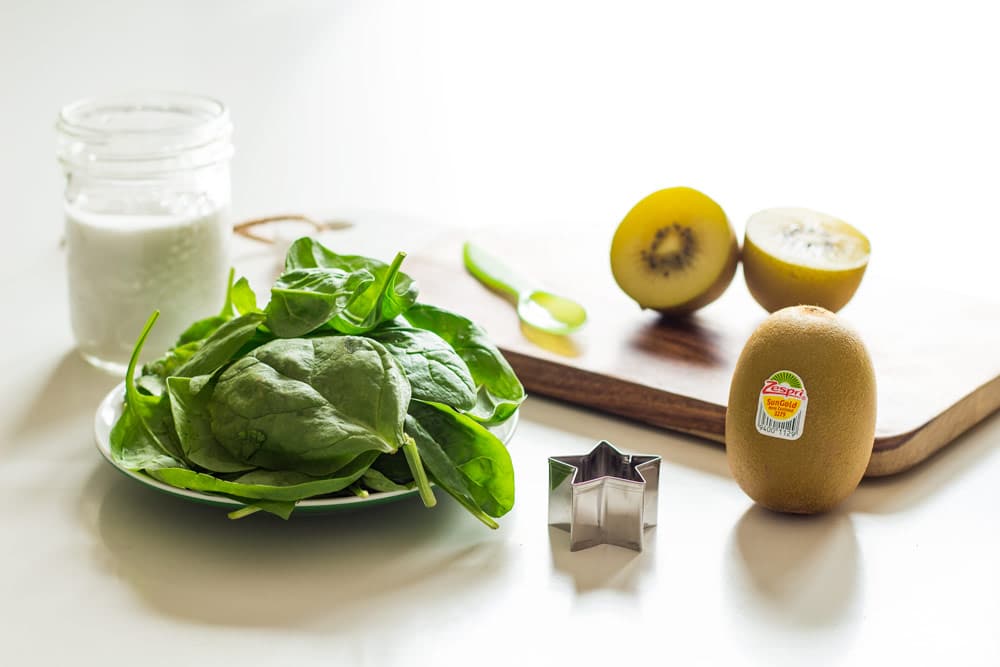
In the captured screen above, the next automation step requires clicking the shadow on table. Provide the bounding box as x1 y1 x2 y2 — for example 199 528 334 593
724 505 862 630
849 413 1000 514
521 395 1000 514
520 396 731 481
82 465 509 631
8 348 119 447
547 525 656 594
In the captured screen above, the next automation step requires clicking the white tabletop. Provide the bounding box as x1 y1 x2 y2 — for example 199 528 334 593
3 2 1000 665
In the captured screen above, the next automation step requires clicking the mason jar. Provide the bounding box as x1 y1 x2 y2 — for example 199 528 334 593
56 92 234 374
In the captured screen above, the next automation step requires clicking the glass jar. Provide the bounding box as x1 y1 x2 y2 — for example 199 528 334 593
56 92 234 374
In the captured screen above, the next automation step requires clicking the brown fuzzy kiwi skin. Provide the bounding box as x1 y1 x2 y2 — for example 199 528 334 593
725 306 877 514
653 235 740 316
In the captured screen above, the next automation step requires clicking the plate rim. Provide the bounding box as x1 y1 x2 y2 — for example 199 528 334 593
94 382 518 512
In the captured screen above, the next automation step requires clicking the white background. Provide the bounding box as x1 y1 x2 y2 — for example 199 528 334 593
2 2 999 665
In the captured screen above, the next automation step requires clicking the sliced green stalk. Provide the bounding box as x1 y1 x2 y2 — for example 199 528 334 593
462 242 529 300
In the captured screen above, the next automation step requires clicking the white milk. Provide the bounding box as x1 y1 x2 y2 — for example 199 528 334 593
65 206 231 372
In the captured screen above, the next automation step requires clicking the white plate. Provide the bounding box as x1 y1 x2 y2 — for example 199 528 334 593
94 383 518 513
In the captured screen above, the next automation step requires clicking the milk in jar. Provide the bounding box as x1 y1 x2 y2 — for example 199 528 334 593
65 206 231 370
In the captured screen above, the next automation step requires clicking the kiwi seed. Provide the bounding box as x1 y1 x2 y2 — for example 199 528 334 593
610 186 738 314
640 222 697 275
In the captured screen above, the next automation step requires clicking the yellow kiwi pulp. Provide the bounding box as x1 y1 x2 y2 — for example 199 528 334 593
611 187 739 315
725 305 876 514
742 208 871 313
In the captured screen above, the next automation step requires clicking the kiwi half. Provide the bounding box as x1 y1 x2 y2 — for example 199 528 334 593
742 208 870 313
610 187 739 314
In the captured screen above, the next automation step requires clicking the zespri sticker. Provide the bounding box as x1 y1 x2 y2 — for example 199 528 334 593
755 370 808 440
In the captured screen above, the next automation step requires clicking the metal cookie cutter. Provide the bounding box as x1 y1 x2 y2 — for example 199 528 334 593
548 441 661 552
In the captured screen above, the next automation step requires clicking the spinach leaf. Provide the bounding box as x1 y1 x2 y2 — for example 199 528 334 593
371 451 415 484
403 304 525 425
137 339 199 396
367 326 477 411
406 401 515 529
361 468 412 493
232 276 261 315
108 244 522 525
206 336 411 475
119 311 188 464
228 500 297 520
174 312 267 378
148 450 381 502
175 315 228 347
110 405 184 471
264 267 374 338
139 269 239 393
283 237 419 334
166 376 255 473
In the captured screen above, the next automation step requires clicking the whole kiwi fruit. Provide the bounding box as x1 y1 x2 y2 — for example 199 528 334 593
725 305 876 513
610 187 739 315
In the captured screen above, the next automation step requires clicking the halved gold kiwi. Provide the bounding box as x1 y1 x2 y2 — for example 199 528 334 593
610 187 739 314
742 208 870 313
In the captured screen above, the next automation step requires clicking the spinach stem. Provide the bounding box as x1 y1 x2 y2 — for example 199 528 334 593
402 434 436 508
466 506 499 530
385 251 407 288
124 311 173 455
228 505 262 520
375 251 407 316
218 267 236 318
349 484 369 498
124 311 159 404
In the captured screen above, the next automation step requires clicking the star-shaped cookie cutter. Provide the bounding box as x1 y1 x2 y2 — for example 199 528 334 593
548 441 661 552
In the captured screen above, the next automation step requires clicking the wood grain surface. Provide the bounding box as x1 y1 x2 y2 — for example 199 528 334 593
408 230 1000 477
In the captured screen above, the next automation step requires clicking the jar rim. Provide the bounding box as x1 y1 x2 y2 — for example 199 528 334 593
58 91 229 136
56 91 233 173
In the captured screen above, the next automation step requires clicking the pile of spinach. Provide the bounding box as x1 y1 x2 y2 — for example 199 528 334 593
111 238 525 527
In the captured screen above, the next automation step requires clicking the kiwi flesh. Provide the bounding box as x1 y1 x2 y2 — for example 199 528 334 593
742 208 870 313
725 305 877 514
610 187 739 315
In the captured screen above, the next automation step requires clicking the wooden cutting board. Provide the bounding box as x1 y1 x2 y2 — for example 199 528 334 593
407 231 1000 477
